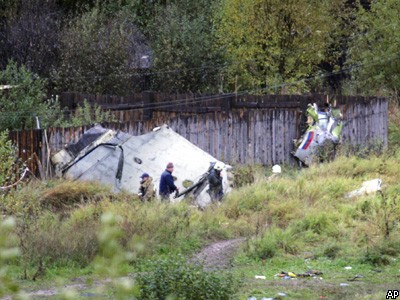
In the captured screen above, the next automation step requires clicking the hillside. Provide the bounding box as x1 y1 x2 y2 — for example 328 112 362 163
1 145 400 298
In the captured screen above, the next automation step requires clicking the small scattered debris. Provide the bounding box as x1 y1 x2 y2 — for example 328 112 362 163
255 275 266 279
276 271 296 278
348 274 364 281
346 179 382 198
372 269 382 273
297 270 323 277
344 266 352 270
340 283 350 287
277 270 323 279
277 292 287 297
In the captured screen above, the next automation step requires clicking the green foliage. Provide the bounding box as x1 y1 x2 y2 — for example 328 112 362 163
359 238 400 266
216 0 338 93
64 99 117 127
3 152 400 296
362 189 400 239
0 217 20 298
0 0 19 19
388 103 400 150
231 165 255 188
0 61 57 130
321 243 342 259
149 0 223 92
245 227 300 260
55 7 148 95
136 255 238 300
347 0 400 97
93 212 138 299
291 212 340 237
0 131 19 187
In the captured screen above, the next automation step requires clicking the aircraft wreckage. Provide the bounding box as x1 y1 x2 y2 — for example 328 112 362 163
293 102 343 166
51 124 231 207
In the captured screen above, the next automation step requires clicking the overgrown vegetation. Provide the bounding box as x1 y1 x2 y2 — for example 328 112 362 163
136 256 238 299
0 130 21 187
0 62 116 131
0 217 20 298
1 0 400 96
0 112 399 298
0 149 399 297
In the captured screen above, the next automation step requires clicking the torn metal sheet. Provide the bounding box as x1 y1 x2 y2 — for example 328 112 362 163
51 124 231 207
346 178 382 198
293 103 343 166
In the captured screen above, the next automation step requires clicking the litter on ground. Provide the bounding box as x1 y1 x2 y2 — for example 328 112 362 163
346 179 382 198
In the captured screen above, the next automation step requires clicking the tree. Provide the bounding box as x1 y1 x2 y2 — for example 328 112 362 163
0 0 61 78
316 0 359 94
148 0 223 93
216 0 338 94
347 0 400 98
54 6 150 95
0 61 63 130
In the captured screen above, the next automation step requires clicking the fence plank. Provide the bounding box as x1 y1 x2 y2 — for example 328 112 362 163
9 95 388 175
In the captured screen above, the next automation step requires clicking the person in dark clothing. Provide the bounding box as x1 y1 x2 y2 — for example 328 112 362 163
207 161 224 202
159 162 179 201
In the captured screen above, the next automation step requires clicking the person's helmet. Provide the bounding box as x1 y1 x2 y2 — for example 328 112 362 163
214 161 225 171
272 164 281 174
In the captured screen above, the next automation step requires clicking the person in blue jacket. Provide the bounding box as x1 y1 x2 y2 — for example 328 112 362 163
159 162 179 201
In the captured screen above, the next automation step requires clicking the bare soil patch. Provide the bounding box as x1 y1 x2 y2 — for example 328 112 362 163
191 238 245 270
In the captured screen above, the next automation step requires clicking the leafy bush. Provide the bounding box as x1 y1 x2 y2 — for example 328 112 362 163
55 7 148 95
93 212 138 299
359 239 399 266
321 243 342 259
0 61 60 130
136 255 238 300
61 99 117 127
388 102 400 151
291 212 340 237
0 217 20 298
231 165 255 188
0 131 21 188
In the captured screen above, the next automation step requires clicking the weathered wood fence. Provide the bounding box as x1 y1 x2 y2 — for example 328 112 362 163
9 93 388 177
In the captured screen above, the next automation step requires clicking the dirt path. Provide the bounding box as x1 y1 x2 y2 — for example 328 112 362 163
191 238 245 270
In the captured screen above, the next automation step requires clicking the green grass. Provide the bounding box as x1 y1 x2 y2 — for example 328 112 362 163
2 145 400 298
232 255 400 299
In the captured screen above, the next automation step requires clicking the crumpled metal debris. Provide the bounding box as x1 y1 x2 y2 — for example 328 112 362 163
346 178 382 198
293 103 343 166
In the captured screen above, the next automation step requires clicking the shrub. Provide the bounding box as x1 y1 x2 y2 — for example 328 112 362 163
0 217 20 298
245 227 300 260
62 99 117 127
0 61 67 130
291 212 340 237
0 131 22 189
360 241 394 267
136 255 238 300
322 244 342 259
231 165 256 188
39 180 115 212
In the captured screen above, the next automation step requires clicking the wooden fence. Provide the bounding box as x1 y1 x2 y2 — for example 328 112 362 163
9 93 388 177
